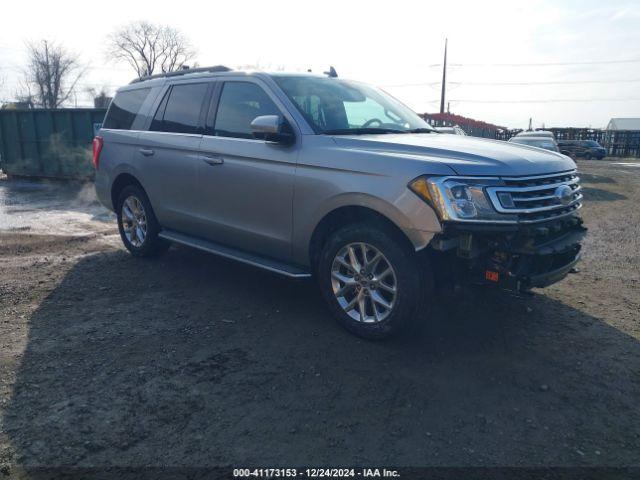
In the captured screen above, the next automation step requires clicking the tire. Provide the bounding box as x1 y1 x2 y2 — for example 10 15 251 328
317 223 429 339
116 184 169 257
585 154 593 160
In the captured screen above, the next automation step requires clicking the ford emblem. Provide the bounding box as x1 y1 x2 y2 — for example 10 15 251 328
554 185 574 205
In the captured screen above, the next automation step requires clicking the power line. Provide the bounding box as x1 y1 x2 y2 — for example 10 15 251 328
452 78 640 86
0 64 132 72
428 58 640 68
0 81 122 89
450 97 640 104
382 82 441 87
386 78 640 87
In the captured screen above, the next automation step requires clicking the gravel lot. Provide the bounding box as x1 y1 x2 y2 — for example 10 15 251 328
0 160 639 472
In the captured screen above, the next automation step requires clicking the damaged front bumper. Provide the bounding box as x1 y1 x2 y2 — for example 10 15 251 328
430 214 587 292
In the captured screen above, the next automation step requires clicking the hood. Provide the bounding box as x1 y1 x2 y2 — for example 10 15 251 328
332 133 576 176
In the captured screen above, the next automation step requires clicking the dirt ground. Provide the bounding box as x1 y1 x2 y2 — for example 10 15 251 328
0 160 639 472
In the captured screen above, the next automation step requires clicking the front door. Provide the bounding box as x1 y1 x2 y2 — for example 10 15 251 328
197 80 300 261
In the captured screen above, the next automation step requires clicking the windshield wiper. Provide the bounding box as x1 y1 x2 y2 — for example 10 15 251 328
323 127 437 135
406 128 437 133
323 127 407 135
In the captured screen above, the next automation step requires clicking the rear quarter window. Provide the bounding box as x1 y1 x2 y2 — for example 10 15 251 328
103 88 151 130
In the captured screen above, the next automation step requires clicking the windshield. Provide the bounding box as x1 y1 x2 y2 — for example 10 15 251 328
273 75 434 134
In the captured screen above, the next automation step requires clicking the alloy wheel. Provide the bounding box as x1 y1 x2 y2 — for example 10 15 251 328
121 195 148 248
330 242 397 323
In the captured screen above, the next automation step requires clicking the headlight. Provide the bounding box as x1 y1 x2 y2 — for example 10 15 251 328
409 176 517 223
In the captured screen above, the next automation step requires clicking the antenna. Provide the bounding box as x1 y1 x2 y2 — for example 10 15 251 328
324 66 338 78
440 38 448 114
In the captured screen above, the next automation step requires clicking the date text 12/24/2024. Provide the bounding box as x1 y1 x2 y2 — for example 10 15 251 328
233 468 400 478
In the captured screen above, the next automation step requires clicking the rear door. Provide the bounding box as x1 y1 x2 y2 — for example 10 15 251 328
137 81 212 235
99 86 154 208
197 79 300 261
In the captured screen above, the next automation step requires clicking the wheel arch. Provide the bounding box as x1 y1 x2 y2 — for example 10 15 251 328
110 173 146 210
308 205 419 272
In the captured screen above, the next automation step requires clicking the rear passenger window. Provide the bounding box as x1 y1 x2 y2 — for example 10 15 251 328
150 83 208 134
213 82 280 139
103 88 150 130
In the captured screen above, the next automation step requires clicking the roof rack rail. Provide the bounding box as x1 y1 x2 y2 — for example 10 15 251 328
129 65 233 84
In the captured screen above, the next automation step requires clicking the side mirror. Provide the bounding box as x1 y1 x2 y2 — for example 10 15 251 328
250 115 294 144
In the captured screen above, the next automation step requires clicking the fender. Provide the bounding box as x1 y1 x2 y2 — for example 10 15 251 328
292 191 441 266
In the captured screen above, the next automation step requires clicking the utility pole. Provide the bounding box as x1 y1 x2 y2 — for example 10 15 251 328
439 38 448 114
528 117 533 131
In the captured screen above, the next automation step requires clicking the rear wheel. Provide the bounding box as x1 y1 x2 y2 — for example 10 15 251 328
317 223 428 339
116 185 169 257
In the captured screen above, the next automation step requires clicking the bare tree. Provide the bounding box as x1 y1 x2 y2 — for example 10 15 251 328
22 40 85 109
108 22 196 78
85 86 112 108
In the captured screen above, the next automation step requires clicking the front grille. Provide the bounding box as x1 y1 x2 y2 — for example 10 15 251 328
486 170 582 223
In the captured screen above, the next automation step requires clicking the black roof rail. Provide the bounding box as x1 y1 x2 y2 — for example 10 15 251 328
129 65 233 84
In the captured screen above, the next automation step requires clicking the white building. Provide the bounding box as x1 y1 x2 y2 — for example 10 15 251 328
606 118 640 130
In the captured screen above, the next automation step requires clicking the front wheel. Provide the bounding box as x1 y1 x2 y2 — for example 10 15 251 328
317 223 429 339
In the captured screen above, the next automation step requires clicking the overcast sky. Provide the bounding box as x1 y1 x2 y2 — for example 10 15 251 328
1 0 639 129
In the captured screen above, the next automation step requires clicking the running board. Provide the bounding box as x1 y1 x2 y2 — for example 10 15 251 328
159 229 311 279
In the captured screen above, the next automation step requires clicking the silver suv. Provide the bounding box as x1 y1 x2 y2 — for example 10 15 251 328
94 66 586 338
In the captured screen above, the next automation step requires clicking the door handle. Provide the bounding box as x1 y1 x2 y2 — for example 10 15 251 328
202 154 224 166
139 148 155 157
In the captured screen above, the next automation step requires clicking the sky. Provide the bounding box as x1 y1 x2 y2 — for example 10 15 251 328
1 0 639 129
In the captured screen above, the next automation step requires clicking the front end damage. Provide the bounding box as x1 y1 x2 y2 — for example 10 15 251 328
416 169 587 293
430 214 587 293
